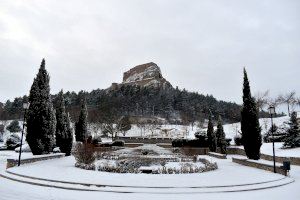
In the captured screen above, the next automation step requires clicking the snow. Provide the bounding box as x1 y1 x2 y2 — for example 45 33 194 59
14 143 32 152
123 64 160 83
260 143 300 157
0 120 25 145
5 155 284 187
115 144 172 155
0 150 300 199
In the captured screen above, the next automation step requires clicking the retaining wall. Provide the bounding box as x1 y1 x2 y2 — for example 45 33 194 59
208 152 227 159
232 157 287 176
6 153 65 169
227 147 300 166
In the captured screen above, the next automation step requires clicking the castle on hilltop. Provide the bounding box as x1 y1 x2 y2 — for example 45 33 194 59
110 62 172 90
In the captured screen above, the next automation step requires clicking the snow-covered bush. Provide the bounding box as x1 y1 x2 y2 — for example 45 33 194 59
6 120 21 133
92 136 102 145
73 142 96 164
15 143 31 152
283 112 300 148
111 140 125 147
5 133 21 150
263 124 287 143
234 135 243 146
53 147 61 153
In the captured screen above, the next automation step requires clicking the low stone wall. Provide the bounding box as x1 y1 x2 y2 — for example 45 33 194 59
124 143 144 148
6 153 65 169
157 143 172 148
115 136 172 144
227 147 300 166
180 147 209 156
208 152 227 159
260 154 300 166
232 157 287 176
225 147 247 156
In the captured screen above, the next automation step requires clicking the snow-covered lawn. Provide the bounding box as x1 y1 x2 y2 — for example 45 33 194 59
260 143 300 157
4 155 284 187
0 150 300 199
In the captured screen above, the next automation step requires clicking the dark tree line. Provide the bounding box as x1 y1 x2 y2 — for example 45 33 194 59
0 85 245 125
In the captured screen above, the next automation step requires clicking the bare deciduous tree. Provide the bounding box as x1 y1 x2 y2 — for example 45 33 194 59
101 116 130 140
277 91 296 116
254 90 269 112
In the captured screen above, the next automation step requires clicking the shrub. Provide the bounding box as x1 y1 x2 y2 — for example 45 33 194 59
172 139 187 147
92 136 102 145
6 120 21 133
172 138 208 148
263 124 287 143
72 142 96 165
234 136 243 146
5 133 21 150
15 143 32 152
194 131 207 140
111 140 125 147
225 138 232 146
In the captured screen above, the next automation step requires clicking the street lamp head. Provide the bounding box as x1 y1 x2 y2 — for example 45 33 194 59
23 103 30 109
268 105 276 115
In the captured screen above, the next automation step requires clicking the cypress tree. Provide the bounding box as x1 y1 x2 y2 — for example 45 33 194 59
241 68 262 160
216 115 227 154
26 59 56 155
64 113 73 155
207 114 216 152
75 99 88 142
55 90 73 155
284 112 300 148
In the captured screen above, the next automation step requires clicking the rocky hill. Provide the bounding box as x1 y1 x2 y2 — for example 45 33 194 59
110 62 172 90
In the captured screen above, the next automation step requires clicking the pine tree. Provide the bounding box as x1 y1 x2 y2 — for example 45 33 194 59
26 59 56 155
216 115 227 154
241 68 262 160
207 114 216 152
55 90 73 155
284 112 300 148
75 99 88 142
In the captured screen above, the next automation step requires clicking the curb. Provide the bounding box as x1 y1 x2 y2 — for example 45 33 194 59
0 170 295 194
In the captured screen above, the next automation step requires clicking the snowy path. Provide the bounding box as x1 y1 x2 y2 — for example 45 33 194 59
6 156 286 187
0 152 300 199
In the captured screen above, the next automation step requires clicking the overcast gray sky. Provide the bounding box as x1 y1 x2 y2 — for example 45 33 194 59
0 0 299 105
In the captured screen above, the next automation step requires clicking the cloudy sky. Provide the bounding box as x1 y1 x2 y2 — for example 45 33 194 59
0 0 299 105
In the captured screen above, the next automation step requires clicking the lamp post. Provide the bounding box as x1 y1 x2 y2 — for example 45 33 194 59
18 102 29 166
268 105 276 173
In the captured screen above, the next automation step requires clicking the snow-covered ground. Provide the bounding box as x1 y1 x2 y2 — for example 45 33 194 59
222 116 290 143
258 142 300 157
119 116 291 143
0 150 299 199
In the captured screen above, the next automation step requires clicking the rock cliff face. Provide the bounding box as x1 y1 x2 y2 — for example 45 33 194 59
110 62 172 89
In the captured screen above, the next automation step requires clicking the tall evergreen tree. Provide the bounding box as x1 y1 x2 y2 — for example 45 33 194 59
241 68 262 160
55 90 73 155
216 115 227 154
75 98 88 142
26 59 56 155
63 113 73 155
207 114 216 152
284 112 300 148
